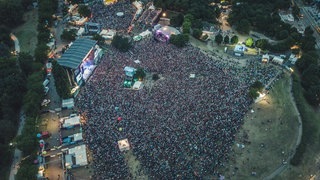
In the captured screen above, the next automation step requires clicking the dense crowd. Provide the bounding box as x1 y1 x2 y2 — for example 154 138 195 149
137 7 161 26
90 1 136 31
76 37 281 179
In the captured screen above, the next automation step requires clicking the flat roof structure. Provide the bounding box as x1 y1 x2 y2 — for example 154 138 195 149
234 44 245 53
62 98 74 109
262 54 270 63
118 139 130 152
73 132 83 142
67 144 88 167
61 115 80 128
157 26 180 37
58 38 97 69
133 81 143 90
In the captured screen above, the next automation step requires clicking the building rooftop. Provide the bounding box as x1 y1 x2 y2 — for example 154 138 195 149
58 38 97 69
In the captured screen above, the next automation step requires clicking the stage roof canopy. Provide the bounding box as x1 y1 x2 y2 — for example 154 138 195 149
157 26 180 36
58 38 97 69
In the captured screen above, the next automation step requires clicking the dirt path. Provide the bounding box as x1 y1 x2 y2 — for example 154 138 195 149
9 111 25 180
125 150 148 180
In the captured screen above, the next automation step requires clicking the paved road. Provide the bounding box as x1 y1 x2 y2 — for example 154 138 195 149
294 0 320 49
8 33 24 180
9 111 26 180
263 76 303 180
10 33 20 54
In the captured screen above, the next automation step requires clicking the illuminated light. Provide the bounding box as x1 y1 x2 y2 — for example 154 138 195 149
162 13 166 17
258 92 266 98
290 45 299 50
289 68 294 73
71 86 79 94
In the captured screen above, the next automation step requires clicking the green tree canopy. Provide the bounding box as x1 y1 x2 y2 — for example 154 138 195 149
236 19 251 34
245 37 254 47
61 29 77 42
255 39 269 50
296 51 319 73
223 35 230 44
249 88 260 99
15 162 37 180
78 4 91 18
214 34 223 45
182 20 192 34
230 35 239 44
251 81 264 92
52 60 71 98
276 29 289 40
111 34 132 52
34 44 49 64
0 0 24 27
304 85 320 106
192 29 202 39
248 81 264 99
169 34 189 48
170 13 184 27
301 65 320 90
18 53 34 77
135 68 146 80
92 34 105 45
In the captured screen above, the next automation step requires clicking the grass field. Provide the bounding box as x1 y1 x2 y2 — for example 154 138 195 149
14 9 38 55
220 73 300 179
276 73 320 180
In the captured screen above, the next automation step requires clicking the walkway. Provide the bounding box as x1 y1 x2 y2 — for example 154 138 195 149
10 33 20 54
8 33 24 180
9 111 26 180
263 76 303 180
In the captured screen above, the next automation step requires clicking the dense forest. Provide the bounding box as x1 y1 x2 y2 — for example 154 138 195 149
154 0 221 23
227 0 319 105
0 0 29 176
0 0 59 178
228 0 291 35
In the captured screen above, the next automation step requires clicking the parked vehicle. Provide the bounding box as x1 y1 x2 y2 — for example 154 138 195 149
43 79 49 87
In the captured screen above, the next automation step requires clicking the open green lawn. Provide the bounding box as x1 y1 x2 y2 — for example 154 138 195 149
14 9 38 55
221 73 300 179
277 73 320 179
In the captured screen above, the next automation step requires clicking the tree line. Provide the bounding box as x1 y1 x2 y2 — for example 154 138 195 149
0 0 35 178
0 0 61 179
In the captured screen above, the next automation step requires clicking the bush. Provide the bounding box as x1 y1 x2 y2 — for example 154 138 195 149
152 74 160 81
255 39 269 50
223 35 229 44
61 29 77 42
111 34 132 52
182 20 191 34
135 68 146 80
230 35 239 44
214 34 223 45
169 34 189 47
245 37 254 47
170 13 184 27
192 28 202 39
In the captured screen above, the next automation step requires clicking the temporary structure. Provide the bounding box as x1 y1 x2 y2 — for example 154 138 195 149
118 139 130 152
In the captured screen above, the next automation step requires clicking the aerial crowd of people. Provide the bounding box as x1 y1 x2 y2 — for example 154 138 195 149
76 36 281 179
90 0 136 31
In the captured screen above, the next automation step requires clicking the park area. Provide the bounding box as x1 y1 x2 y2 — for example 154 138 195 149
14 9 38 55
219 73 300 179
9 4 320 179
277 73 320 180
